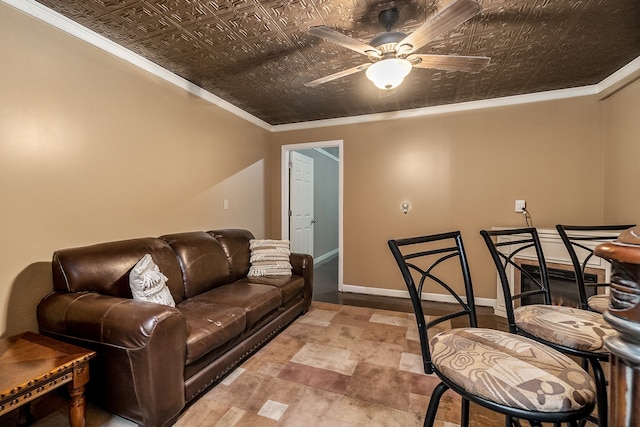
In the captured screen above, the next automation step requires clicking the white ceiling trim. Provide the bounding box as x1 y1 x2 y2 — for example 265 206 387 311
272 85 600 132
3 0 273 130
597 56 640 98
5 0 640 133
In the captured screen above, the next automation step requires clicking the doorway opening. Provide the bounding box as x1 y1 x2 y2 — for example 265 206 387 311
281 140 343 297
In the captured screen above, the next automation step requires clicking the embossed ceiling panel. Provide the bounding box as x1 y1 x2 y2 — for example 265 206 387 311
33 0 640 125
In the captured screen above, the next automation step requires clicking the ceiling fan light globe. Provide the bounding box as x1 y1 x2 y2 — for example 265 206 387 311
366 58 412 90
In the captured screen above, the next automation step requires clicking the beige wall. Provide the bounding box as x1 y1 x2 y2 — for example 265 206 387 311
0 4 271 336
2 1 639 337
602 78 640 222
270 97 609 300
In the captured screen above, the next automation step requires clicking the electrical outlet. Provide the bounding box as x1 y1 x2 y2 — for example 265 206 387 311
515 200 526 213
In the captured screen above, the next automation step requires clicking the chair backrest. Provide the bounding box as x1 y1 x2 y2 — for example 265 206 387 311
555 224 635 310
480 227 552 332
388 231 477 375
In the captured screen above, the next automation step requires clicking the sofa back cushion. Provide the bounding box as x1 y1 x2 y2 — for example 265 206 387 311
208 229 254 282
52 238 186 303
160 231 232 298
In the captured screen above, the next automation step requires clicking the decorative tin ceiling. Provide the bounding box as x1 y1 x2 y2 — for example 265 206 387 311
33 0 640 125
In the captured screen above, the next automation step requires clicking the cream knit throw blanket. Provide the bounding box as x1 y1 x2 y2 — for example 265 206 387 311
248 239 292 277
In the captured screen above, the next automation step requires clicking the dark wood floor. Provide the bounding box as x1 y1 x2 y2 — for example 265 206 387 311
313 256 508 331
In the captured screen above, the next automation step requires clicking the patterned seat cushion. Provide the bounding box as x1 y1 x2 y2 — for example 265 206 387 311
430 328 595 412
514 305 615 353
587 294 609 314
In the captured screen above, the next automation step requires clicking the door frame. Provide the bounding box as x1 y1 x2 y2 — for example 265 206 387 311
281 140 343 291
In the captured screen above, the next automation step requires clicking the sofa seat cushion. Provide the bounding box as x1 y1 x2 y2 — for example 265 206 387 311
177 299 246 365
240 275 305 306
198 283 282 329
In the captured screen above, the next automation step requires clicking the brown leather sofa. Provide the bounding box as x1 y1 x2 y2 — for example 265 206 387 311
37 229 313 427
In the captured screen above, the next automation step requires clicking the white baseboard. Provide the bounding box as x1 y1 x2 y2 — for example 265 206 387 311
314 249 339 265
339 283 496 308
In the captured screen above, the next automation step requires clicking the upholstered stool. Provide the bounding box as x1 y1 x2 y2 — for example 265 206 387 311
431 328 595 412
390 231 596 427
556 224 635 313
481 227 614 426
513 304 615 353
586 294 610 314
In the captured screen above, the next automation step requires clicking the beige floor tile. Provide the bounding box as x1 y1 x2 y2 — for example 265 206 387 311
277 388 353 427
298 308 338 326
257 399 289 421
345 362 414 412
400 351 425 374
330 395 423 426
277 362 351 394
348 339 404 368
361 321 409 347
369 312 412 327
291 342 357 375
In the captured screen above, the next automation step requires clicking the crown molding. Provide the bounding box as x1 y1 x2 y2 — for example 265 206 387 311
5 0 640 134
596 56 640 99
2 0 273 131
272 85 601 132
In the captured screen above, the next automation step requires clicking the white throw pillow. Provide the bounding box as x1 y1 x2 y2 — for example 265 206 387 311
248 239 292 277
129 254 176 307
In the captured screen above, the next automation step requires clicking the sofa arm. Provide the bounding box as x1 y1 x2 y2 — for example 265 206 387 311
37 292 187 427
290 253 314 312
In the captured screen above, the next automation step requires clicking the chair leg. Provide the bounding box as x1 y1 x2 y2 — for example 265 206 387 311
589 359 608 427
461 398 470 427
424 382 448 427
506 416 525 427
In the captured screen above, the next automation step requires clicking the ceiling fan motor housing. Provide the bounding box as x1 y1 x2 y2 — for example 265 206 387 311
378 7 400 31
368 32 408 60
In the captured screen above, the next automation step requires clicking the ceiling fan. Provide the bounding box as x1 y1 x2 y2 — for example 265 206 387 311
305 0 490 90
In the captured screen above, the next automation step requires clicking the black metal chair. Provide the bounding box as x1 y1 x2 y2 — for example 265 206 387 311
556 224 635 313
388 231 596 427
480 227 616 427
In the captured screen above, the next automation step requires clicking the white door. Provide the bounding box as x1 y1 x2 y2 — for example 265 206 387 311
289 151 314 255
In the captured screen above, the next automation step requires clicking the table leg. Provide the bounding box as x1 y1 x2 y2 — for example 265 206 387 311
68 362 90 427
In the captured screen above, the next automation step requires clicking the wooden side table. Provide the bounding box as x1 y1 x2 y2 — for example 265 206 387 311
0 331 96 427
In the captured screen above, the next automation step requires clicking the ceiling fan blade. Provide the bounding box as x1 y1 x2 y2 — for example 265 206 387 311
308 26 381 58
304 64 371 87
397 0 482 55
410 54 490 72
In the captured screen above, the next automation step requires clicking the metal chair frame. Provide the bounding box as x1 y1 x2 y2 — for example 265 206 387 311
555 224 635 311
389 231 594 427
480 227 609 427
